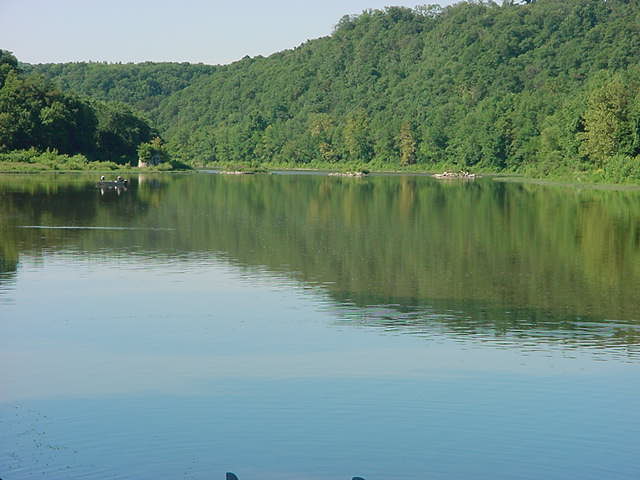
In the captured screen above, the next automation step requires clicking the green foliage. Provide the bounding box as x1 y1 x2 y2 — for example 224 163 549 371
0 54 156 165
579 73 640 165
398 121 416 166
93 101 153 163
137 136 170 165
26 61 216 113
13 0 640 182
0 70 97 155
343 108 373 162
0 49 18 88
112 0 637 182
0 148 125 172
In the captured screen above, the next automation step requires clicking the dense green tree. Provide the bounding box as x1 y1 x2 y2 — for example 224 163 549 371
94 101 153 163
343 108 373 162
0 70 97 154
0 49 18 88
0 53 155 164
398 121 416 166
580 74 639 166
309 113 339 162
137 136 170 165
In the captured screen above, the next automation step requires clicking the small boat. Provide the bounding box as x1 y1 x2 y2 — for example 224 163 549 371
225 472 365 480
97 175 128 189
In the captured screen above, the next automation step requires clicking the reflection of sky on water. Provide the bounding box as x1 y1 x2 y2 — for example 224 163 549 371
2 254 640 401
1 255 638 401
2 254 640 479
3 375 639 480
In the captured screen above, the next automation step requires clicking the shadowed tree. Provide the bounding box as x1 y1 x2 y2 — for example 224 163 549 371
398 121 416 166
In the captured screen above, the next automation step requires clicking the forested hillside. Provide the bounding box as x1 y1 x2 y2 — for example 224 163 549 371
153 0 640 180
9 0 640 180
26 61 217 113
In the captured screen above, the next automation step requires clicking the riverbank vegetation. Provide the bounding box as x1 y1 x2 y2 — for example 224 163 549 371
7 0 640 182
0 149 121 172
0 148 189 172
0 50 187 171
154 0 640 182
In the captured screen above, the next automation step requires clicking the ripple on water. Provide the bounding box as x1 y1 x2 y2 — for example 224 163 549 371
2 372 639 480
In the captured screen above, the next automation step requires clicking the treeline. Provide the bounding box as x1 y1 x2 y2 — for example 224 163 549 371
150 0 640 180
0 50 155 165
10 0 640 181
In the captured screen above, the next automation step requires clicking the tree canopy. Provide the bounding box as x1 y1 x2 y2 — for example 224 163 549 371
1 50 155 164
8 0 640 179
151 0 640 179
25 61 216 113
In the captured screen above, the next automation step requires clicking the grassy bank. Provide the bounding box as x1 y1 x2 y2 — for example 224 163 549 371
3 150 638 186
195 158 640 186
197 159 473 175
0 149 191 173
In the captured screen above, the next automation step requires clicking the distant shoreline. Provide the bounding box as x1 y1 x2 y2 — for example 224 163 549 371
196 164 640 189
0 164 640 191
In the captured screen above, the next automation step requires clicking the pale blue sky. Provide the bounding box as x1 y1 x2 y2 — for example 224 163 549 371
0 0 456 65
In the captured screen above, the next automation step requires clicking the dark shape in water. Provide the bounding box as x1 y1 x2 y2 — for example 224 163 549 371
223 474 364 479
97 175 128 189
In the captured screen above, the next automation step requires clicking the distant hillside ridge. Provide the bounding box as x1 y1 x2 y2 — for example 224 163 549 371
25 61 217 114
24 0 640 181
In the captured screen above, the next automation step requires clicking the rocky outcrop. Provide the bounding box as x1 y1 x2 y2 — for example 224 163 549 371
328 171 368 177
433 171 479 180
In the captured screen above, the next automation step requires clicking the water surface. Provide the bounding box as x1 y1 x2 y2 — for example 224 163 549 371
1 173 639 479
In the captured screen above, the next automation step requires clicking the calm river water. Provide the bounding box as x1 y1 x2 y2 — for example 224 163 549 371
1 172 639 480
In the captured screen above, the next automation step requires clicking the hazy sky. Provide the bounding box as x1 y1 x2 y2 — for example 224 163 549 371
1 0 457 65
